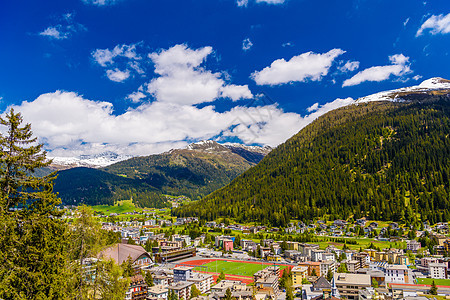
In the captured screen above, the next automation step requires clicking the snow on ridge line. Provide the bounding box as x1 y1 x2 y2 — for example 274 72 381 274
356 77 450 104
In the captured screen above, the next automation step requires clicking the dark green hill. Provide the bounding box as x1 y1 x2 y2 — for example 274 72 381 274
53 141 270 206
53 167 167 208
173 91 450 226
101 141 267 199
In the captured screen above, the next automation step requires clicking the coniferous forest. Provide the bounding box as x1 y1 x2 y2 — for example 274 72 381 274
174 93 450 227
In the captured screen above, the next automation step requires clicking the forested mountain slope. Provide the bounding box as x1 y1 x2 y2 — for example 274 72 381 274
173 87 450 226
54 141 270 206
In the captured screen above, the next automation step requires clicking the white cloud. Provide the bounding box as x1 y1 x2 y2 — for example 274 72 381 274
237 0 249 7
106 69 130 82
82 0 118 6
338 60 360 72
252 48 345 85
237 0 283 6
147 44 253 105
413 75 423 81
306 102 319 112
416 13 450 36
403 17 410 27
342 54 412 87
39 13 86 40
40 27 67 40
10 90 357 157
92 43 143 82
127 90 146 103
242 38 253 51
220 85 253 101
92 43 139 67
256 0 285 4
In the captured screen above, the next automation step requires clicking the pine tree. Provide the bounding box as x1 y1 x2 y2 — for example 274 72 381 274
145 271 154 287
326 269 333 282
225 288 233 300
217 271 226 283
0 108 72 298
430 280 438 295
0 108 51 211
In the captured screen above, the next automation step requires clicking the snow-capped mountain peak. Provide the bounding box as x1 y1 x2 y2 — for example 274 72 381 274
49 151 133 168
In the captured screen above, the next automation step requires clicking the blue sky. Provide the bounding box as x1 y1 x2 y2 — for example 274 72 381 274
1 0 449 156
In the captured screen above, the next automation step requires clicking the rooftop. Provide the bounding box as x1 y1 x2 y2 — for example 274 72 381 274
334 273 371 286
148 285 168 295
98 243 151 265
168 281 194 290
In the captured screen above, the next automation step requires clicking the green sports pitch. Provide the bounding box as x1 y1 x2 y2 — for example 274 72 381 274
194 260 288 277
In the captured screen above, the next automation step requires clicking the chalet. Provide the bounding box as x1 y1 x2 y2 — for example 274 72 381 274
125 274 147 300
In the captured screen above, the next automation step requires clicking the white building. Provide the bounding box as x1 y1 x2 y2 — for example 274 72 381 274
148 285 168 299
385 265 409 284
311 249 325 262
188 273 214 294
322 253 335 261
429 263 447 279
320 261 335 276
406 240 421 252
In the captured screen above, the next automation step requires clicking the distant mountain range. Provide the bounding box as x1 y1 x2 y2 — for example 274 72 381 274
173 78 450 226
52 141 271 206
48 151 134 169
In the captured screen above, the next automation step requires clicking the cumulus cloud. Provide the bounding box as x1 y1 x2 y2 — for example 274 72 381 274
39 13 86 40
221 85 253 101
10 90 357 157
342 54 412 87
147 44 253 104
416 13 450 36
9 44 364 157
338 60 360 72
92 43 143 82
106 68 130 82
252 49 345 85
242 38 253 51
127 90 146 103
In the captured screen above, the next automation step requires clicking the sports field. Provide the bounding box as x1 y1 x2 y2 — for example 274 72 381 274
416 278 450 286
194 260 288 277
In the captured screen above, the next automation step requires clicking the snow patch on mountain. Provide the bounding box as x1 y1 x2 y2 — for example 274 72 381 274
223 142 272 154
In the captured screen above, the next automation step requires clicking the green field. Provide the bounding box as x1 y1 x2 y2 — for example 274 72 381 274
417 278 450 286
195 260 287 277
91 199 143 215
